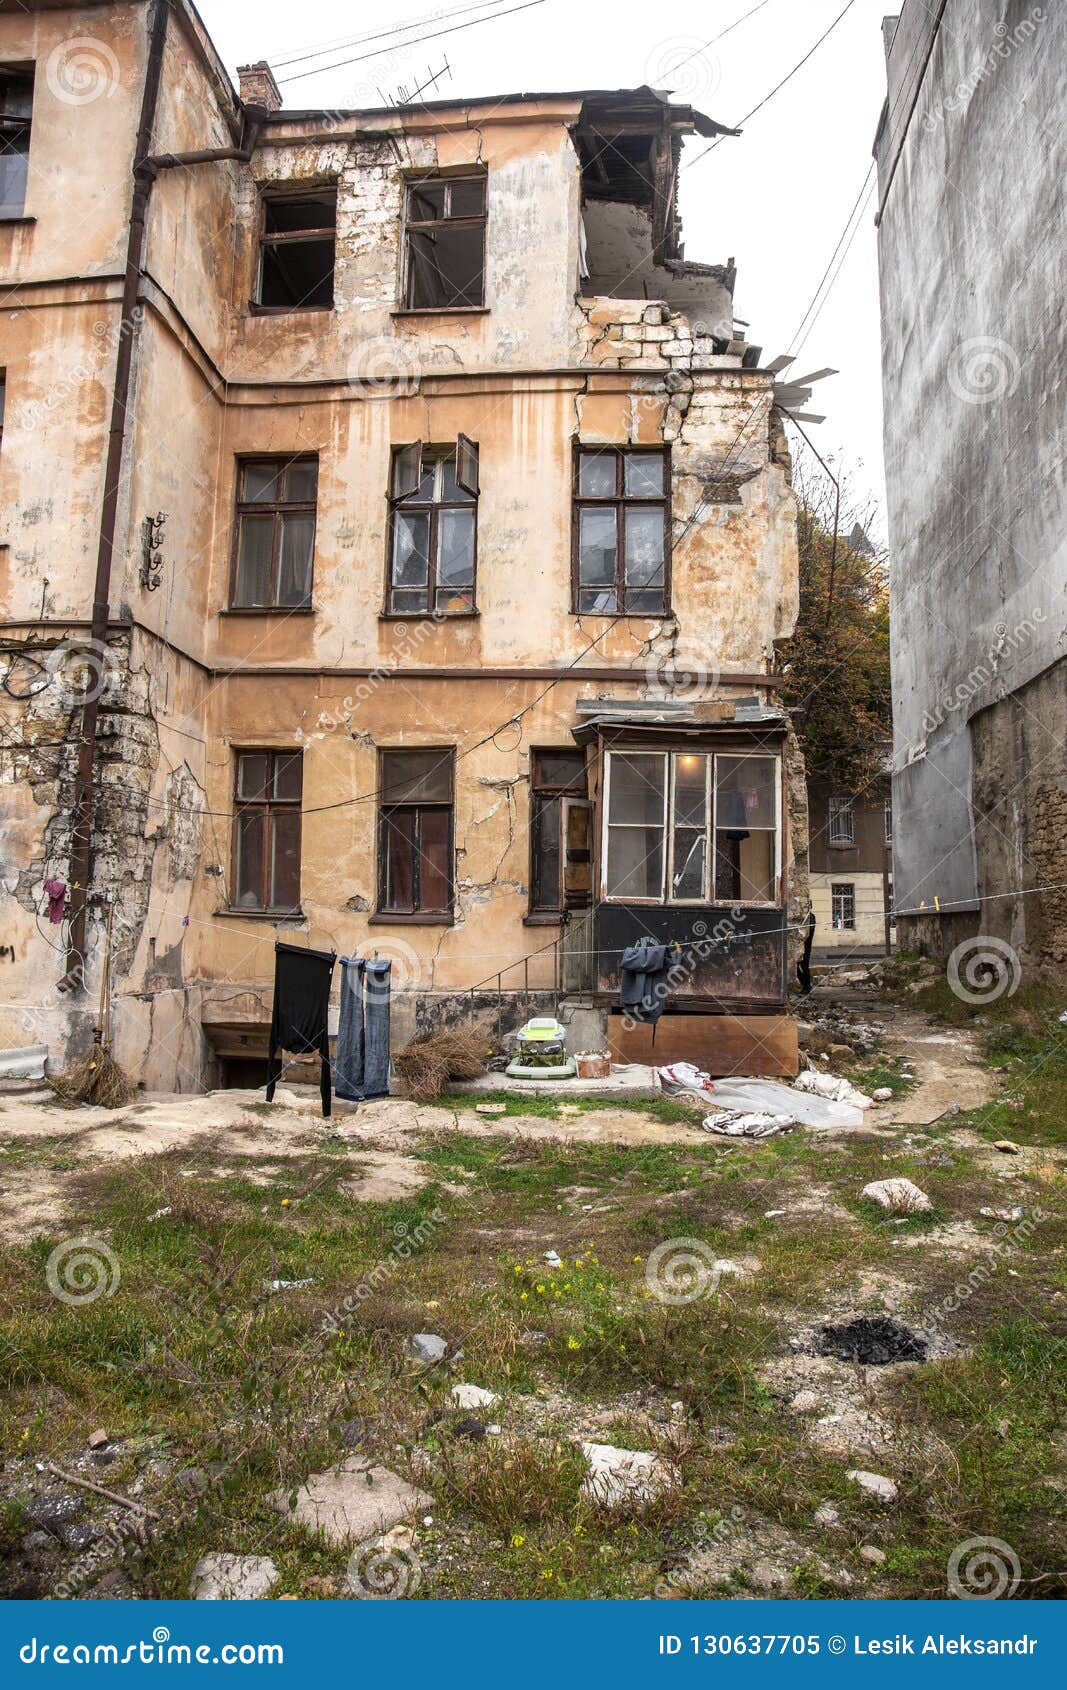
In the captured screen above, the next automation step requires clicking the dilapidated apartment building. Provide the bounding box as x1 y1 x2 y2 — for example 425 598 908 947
0 0 805 1090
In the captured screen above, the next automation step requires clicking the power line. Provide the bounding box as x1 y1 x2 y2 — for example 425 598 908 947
269 0 512 73
684 0 860 170
277 0 547 86
655 0 777 81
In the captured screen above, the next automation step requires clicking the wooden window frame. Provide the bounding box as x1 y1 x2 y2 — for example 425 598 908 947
0 66 33 220
384 441 479 617
831 881 857 930
230 749 303 914
375 747 456 922
402 174 487 312
571 444 671 616
600 748 781 908
229 455 319 612
252 186 337 315
528 748 589 918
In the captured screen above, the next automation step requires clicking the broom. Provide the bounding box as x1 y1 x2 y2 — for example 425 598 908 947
52 902 136 1108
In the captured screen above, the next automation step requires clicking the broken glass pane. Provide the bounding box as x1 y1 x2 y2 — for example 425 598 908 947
438 507 475 588
392 510 430 587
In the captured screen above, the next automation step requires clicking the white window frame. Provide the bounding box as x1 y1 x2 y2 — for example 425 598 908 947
828 795 855 846
600 748 781 908
831 882 856 929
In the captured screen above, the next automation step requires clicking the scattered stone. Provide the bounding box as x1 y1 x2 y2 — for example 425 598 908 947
543 1250 562 1268
846 1470 898 1503
994 1140 1021 1155
451 1383 499 1410
87 1429 110 1451
815 1316 927 1366
189 1553 280 1600
21 1530 54 1553
860 1177 932 1214
173 1466 209 1498
24 1494 82 1536
408 1333 447 1363
790 1390 820 1414
580 1442 676 1509
148 1206 173 1221
860 1545 887 1566
713 1258 746 1279
813 1502 840 1527
475 1103 507 1115
270 1461 430 1548
60 1522 100 1552
872 1088 894 1103
486 1423 502 1436
979 1205 1024 1222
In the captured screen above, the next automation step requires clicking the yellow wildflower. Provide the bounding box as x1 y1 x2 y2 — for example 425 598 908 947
511 1534 525 1548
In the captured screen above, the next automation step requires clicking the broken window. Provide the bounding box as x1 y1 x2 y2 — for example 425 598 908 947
0 67 33 218
403 175 486 310
233 750 302 911
573 448 669 615
387 440 478 614
232 457 318 610
529 750 590 916
603 750 779 905
378 749 454 918
256 188 336 310
831 882 856 930
828 795 855 846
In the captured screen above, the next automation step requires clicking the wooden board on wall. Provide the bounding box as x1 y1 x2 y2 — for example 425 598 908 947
608 1013 799 1078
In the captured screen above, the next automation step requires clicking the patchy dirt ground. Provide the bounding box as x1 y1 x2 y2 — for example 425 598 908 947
0 979 1064 1601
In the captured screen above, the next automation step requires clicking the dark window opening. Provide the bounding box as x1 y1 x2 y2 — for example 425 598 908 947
232 456 318 609
0 371 6 451
573 447 669 615
0 67 33 219
378 749 454 917
257 189 336 310
233 750 303 911
387 439 478 614
530 749 590 916
404 176 486 310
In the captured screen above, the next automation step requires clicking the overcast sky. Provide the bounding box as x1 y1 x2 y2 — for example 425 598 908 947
196 0 892 531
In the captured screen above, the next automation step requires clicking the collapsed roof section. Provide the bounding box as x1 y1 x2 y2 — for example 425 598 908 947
573 87 739 334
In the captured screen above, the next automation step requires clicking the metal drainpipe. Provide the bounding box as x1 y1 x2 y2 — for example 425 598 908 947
62 2 265 991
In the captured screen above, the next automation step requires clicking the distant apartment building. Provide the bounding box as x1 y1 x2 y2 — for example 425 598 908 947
875 1 1067 970
0 0 808 1089
807 777 893 954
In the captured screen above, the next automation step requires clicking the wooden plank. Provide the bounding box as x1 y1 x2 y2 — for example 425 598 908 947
608 1012 799 1078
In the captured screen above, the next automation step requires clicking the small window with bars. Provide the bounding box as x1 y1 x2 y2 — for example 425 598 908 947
828 795 855 846
831 882 856 930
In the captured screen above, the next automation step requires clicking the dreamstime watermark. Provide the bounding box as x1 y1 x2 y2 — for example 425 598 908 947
45 1236 120 1306
645 37 722 101
643 649 723 702
22 308 145 434
346 335 421 399
645 1237 723 1305
895 608 1046 762
346 1534 423 1599
947 1535 1021 1600
655 1505 747 1597
46 37 122 106
947 336 1021 405
921 8 1046 133
917 1207 1046 1344
42 637 125 710
946 935 1021 1005
620 916 747 1034
321 1207 447 1333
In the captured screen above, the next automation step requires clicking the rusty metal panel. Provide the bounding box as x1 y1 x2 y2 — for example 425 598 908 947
595 902 787 1007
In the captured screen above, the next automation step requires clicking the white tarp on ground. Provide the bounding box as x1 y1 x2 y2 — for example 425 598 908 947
658 1062 867 1129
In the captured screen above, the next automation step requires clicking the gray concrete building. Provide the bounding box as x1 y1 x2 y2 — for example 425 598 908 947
875 1 1067 972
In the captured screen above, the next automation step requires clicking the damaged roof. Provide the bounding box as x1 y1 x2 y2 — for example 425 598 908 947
268 84 738 137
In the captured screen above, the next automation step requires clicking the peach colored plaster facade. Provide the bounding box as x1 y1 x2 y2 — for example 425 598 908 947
0 1 801 1088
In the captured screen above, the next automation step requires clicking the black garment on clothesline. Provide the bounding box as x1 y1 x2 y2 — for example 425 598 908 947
266 941 336 1117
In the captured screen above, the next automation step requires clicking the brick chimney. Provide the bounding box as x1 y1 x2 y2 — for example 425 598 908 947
237 61 282 114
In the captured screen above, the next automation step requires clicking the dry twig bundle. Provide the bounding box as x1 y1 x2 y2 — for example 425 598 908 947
393 1026 487 1102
